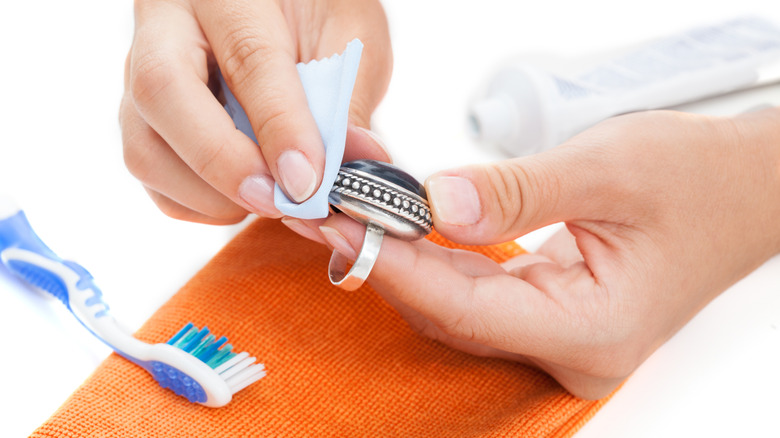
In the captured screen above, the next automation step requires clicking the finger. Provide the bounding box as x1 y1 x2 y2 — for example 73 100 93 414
319 214 562 357
503 228 586 290
316 0 393 130
424 143 634 245
120 93 261 222
143 187 239 225
280 217 328 245
129 1 277 217
535 226 585 268
343 124 392 163
193 0 325 204
500 253 554 275
398 304 533 364
319 0 393 164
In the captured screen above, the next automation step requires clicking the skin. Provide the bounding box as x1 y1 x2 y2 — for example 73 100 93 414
120 0 392 225
321 108 780 399
121 1 780 400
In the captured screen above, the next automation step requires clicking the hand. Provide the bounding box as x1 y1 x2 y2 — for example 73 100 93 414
319 109 780 399
120 0 392 225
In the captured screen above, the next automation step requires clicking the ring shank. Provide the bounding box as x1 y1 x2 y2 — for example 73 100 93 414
328 223 385 291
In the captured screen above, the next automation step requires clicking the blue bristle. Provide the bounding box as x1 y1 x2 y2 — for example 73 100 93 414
206 345 235 368
189 334 216 357
167 323 238 370
196 336 228 362
182 326 210 353
167 322 194 346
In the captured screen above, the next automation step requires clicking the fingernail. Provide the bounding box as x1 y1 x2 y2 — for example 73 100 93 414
278 150 318 203
426 176 482 226
354 126 392 161
239 174 282 218
281 217 326 244
319 226 357 260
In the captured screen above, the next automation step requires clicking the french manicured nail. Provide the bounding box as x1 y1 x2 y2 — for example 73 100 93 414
426 176 482 226
277 150 317 203
239 174 282 218
354 126 392 161
281 217 326 244
319 226 357 260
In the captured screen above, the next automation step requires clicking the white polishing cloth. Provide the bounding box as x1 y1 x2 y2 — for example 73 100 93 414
221 39 364 219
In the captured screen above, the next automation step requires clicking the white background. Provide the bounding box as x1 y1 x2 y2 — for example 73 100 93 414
1 1 779 436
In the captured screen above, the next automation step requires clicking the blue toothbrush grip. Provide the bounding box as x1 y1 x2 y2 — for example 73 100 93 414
0 209 72 305
5 257 71 306
0 209 108 315
0 210 60 260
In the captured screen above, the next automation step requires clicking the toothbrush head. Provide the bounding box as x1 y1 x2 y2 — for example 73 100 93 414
150 323 266 406
0 204 266 408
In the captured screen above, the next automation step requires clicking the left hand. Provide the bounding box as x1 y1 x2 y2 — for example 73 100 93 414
318 109 780 399
120 0 392 226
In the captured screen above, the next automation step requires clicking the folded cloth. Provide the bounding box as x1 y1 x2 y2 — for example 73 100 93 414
32 219 612 437
221 39 363 220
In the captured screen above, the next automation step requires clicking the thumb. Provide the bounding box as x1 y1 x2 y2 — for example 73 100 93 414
425 145 627 245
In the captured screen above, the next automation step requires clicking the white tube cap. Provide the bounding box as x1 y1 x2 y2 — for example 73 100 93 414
468 95 518 145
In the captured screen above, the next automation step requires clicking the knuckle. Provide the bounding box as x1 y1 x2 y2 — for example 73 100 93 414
134 0 157 12
121 125 163 187
122 136 156 184
438 315 476 342
152 197 186 220
441 313 509 350
480 161 544 232
189 140 226 179
130 50 176 107
117 93 131 126
347 97 372 130
253 105 289 145
150 194 203 224
435 279 487 343
134 0 153 16
219 25 273 91
149 189 249 225
574 348 638 383
564 375 625 400
564 325 646 385
213 207 250 224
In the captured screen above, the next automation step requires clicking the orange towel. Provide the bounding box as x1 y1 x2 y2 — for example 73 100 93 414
32 219 611 437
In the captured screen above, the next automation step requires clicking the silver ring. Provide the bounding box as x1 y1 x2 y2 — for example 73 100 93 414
327 223 384 291
327 160 432 290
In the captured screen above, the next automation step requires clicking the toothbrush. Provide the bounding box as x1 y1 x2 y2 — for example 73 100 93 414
0 197 265 407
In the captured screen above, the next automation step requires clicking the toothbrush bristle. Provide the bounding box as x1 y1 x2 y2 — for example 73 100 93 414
167 323 266 395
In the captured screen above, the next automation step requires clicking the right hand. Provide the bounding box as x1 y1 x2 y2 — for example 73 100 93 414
320 108 780 399
120 0 393 225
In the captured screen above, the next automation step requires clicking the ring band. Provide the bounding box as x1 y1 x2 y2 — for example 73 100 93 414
328 223 384 291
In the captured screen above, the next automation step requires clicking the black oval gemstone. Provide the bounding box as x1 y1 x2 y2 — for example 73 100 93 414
342 159 427 199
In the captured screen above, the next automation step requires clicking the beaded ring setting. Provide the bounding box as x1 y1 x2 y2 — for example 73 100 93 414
327 160 433 290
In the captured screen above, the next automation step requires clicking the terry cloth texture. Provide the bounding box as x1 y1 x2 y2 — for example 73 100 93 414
32 219 611 437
